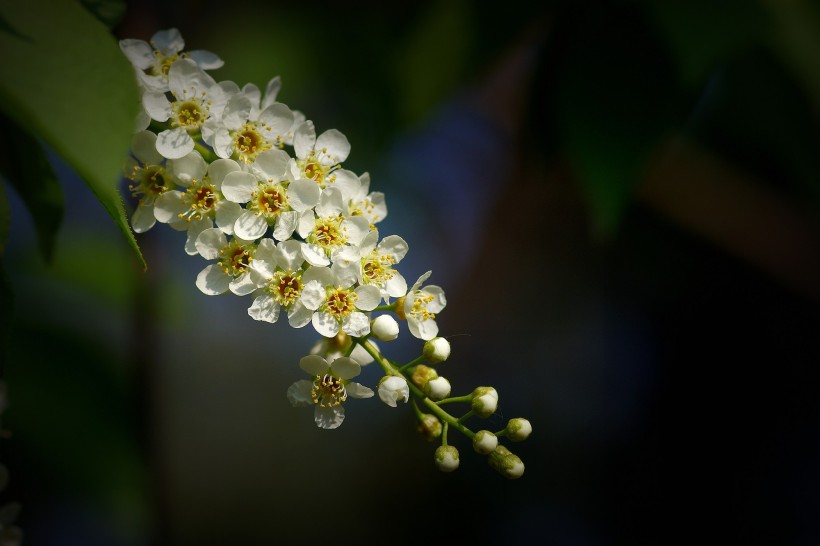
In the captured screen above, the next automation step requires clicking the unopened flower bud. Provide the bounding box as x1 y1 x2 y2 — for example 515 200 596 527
471 386 498 417
393 296 407 320
378 375 409 407
410 364 438 389
416 413 442 441
472 430 498 454
434 445 459 472
371 315 399 341
488 446 525 479
423 337 451 363
424 376 451 401
505 418 532 441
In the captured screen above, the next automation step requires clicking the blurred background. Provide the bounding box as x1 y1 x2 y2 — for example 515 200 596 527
3 0 820 544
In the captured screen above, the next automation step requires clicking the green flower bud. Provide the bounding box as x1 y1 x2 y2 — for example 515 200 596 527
488 446 525 479
416 413 442 441
471 386 498 417
424 376 451 401
434 445 459 472
410 364 438 389
472 430 498 454
423 337 451 363
505 418 532 441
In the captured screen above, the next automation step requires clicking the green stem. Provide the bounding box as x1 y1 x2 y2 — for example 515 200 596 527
357 339 475 440
442 422 449 446
458 410 475 424
398 355 425 372
372 304 395 312
435 395 473 405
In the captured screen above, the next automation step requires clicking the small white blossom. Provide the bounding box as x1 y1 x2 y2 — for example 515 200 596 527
403 271 447 340
505 418 532 442
434 445 459 472
125 130 175 233
194 231 259 296
300 268 382 338
347 172 387 227
423 337 451 363
308 333 375 365
378 376 409 407
298 187 370 267
290 120 351 189
471 387 498 418
472 430 498 454
424 376 451 401
286 355 373 429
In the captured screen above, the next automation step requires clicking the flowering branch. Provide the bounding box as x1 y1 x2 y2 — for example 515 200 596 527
120 28 531 478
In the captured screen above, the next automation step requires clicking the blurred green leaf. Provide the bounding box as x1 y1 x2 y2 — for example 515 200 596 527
0 0 144 269
0 113 64 262
0 176 8 257
0 260 11 374
79 0 126 29
394 0 474 125
550 5 677 239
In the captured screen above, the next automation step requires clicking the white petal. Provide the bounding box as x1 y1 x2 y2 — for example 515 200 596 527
378 235 409 262
293 120 316 160
153 191 186 223
300 280 326 310
134 108 151 132
347 382 375 399
248 294 280 323
131 130 163 165
358 230 379 255
169 59 215 98
235 211 268 241
342 216 371 246
330 357 360 380
196 264 231 295
351 343 375 365
156 128 194 159
184 218 213 255
410 271 432 292
189 49 224 70
313 312 340 338
300 243 329 267
409 316 438 341
425 286 447 313
297 209 315 239
229 271 258 296
300 354 329 376
221 171 258 203
317 186 344 217
342 312 370 338
287 178 320 212
222 93 252 131
314 406 344 429
142 92 171 121
274 239 304 271
316 129 350 165
286 380 314 407
272 211 298 241
328 169 360 202
258 102 294 137
207 158 242 187
151 28 184 55
170 151 207 185
195 227 227 259
131 204 156 233
213 129 234 159
302 266 334 286
215 201 243 234
354 285 381 311
119 39 154 69
385 272 407 298
137 72 168 93
287 303 313 328
261 76 281 110
254 148 290 180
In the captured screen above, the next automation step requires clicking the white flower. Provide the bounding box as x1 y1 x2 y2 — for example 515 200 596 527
378 375 409 407
403 271 447 340
125 130 176 233
298 187 370 267
300 269 382 338
221 149 319 241
371 315 399 341
154 154 243 254
286 355 373 430
347 172 387 227
210 87 294 163
142 59 232 159
119 28 224 93
423 337 451 363
308 333 375 365
246 240 328 328
424 376 450 401
471 387 498 418
505 418 532 442
194 231 259 296
289 120 351 189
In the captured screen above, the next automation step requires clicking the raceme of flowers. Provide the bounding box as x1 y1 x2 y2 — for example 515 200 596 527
120 28 531 478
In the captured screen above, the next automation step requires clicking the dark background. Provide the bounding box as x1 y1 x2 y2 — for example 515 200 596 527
3 0 820 544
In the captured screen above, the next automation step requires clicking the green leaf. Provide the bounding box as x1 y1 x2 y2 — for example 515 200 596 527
0 0 144 269
0 112 64 262
79 0 126 29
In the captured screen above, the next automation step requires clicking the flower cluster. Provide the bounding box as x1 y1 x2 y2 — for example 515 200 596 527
121 28 531 478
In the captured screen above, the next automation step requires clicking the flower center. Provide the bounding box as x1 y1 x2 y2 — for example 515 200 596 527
267 270 302 307
297 152 331 187
249 182 288 219
325 288 358 318
173 99 206 129
179 179 218 222
217 239 255 277
234 123 272 162
362 250 396 286
151 51 184 77
409 293 436 322
129 165 169 205
311 216 347 251
311 374 347 407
